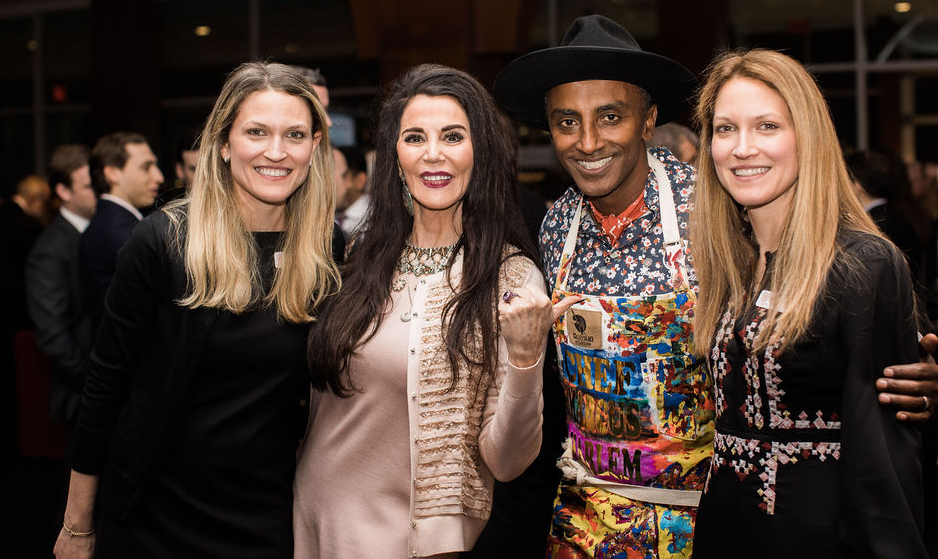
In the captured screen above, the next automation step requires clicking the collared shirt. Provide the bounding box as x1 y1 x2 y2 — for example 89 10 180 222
587 194 647 246
100 193 143 221
60 207 90 233
863 197 887 212
540 146 696 297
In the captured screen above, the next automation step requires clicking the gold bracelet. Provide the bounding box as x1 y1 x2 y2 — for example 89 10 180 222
62 521 95 537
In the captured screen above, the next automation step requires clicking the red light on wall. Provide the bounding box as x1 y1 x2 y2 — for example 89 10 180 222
51 84 67 103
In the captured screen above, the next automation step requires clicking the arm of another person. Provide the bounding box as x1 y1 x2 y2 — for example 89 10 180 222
877 332 938 422
479 261 580 481
25 236 85 382
839 244 927 556
54 215 170 558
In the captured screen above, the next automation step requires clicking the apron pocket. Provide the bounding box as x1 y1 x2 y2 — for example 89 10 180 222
651 355 708 440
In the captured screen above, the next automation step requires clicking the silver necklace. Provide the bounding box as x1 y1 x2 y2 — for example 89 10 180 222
396 241 458 278
392 240 457 322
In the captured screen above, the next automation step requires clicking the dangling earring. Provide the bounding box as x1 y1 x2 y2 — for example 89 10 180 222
399 165 414 216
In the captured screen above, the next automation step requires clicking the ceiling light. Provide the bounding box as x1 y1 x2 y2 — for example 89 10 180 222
194 26 211 37
895 2 912 12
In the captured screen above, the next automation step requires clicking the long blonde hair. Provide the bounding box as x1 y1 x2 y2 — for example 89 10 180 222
169 61 339 323
690 49 881 355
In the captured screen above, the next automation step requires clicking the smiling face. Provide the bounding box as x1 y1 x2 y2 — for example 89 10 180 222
222 88 322 229
546 80 657 215
711 77 799 221
396 94 474 224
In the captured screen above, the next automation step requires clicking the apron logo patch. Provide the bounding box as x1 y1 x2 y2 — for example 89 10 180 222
566 308 602 349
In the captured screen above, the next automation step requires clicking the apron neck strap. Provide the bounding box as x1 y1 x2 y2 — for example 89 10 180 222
648 151 680 247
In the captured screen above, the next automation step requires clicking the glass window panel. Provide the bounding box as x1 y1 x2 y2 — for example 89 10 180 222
43 10 91 106
0 17 33 109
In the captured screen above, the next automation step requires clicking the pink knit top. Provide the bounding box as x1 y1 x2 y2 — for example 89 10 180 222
293 253 546 558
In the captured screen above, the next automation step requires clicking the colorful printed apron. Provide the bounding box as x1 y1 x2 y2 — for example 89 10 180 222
548 152 714 558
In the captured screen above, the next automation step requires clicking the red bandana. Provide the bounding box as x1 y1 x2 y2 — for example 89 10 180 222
588 195 647 246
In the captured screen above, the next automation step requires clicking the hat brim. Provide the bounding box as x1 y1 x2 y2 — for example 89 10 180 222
494 46 698 130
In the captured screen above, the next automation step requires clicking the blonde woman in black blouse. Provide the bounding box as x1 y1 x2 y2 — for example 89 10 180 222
690 49 926 557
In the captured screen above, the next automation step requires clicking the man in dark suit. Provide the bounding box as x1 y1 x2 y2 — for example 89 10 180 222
26 144 98 425
79 132 164 325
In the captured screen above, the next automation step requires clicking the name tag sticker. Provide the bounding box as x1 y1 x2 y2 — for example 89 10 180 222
755 289 784 311
566 307 603 349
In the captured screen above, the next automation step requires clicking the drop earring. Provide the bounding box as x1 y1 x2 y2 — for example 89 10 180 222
399 165 414 216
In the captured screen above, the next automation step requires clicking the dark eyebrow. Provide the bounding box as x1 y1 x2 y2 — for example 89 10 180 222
400 127 424 135
441 124 467 132
549 108 580 119
595 101 627 113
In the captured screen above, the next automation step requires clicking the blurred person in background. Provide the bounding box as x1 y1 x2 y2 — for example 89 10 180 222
26 144 97 428
157 129 200 207
79 132 163 326
651 122 699 163
295 66 332 128
846 151 925 288
335 145 370 237
0 174 51 459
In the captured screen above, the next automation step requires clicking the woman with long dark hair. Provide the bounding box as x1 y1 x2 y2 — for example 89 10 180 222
294 63 576 557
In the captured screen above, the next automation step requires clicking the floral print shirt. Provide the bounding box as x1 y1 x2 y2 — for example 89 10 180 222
540 147 697 296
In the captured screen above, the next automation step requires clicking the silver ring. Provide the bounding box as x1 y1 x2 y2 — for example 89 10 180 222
502 291 520 304
923 395 931 411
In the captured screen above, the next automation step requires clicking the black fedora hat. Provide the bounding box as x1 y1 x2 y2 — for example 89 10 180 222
494 15 697 130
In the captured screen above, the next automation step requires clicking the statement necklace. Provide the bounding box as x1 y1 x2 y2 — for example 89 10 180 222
392 241 458 321
392 241 458 289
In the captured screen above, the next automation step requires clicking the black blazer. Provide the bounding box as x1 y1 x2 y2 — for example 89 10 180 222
72 209 345 520
25 213 95 422
78 198 141 325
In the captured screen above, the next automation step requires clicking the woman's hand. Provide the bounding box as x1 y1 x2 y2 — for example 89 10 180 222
53 529 95 559
54 471 99 559
498 287 582 368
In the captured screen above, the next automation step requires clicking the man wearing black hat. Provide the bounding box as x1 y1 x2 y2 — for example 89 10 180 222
494 15 938 557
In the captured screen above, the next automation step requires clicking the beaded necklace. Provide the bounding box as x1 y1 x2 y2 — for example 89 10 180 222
391 241 458 292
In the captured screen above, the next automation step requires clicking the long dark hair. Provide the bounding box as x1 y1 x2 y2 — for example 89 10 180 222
308 63 538 395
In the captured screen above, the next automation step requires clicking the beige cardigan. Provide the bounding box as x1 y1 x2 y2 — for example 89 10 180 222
293 251 546 558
